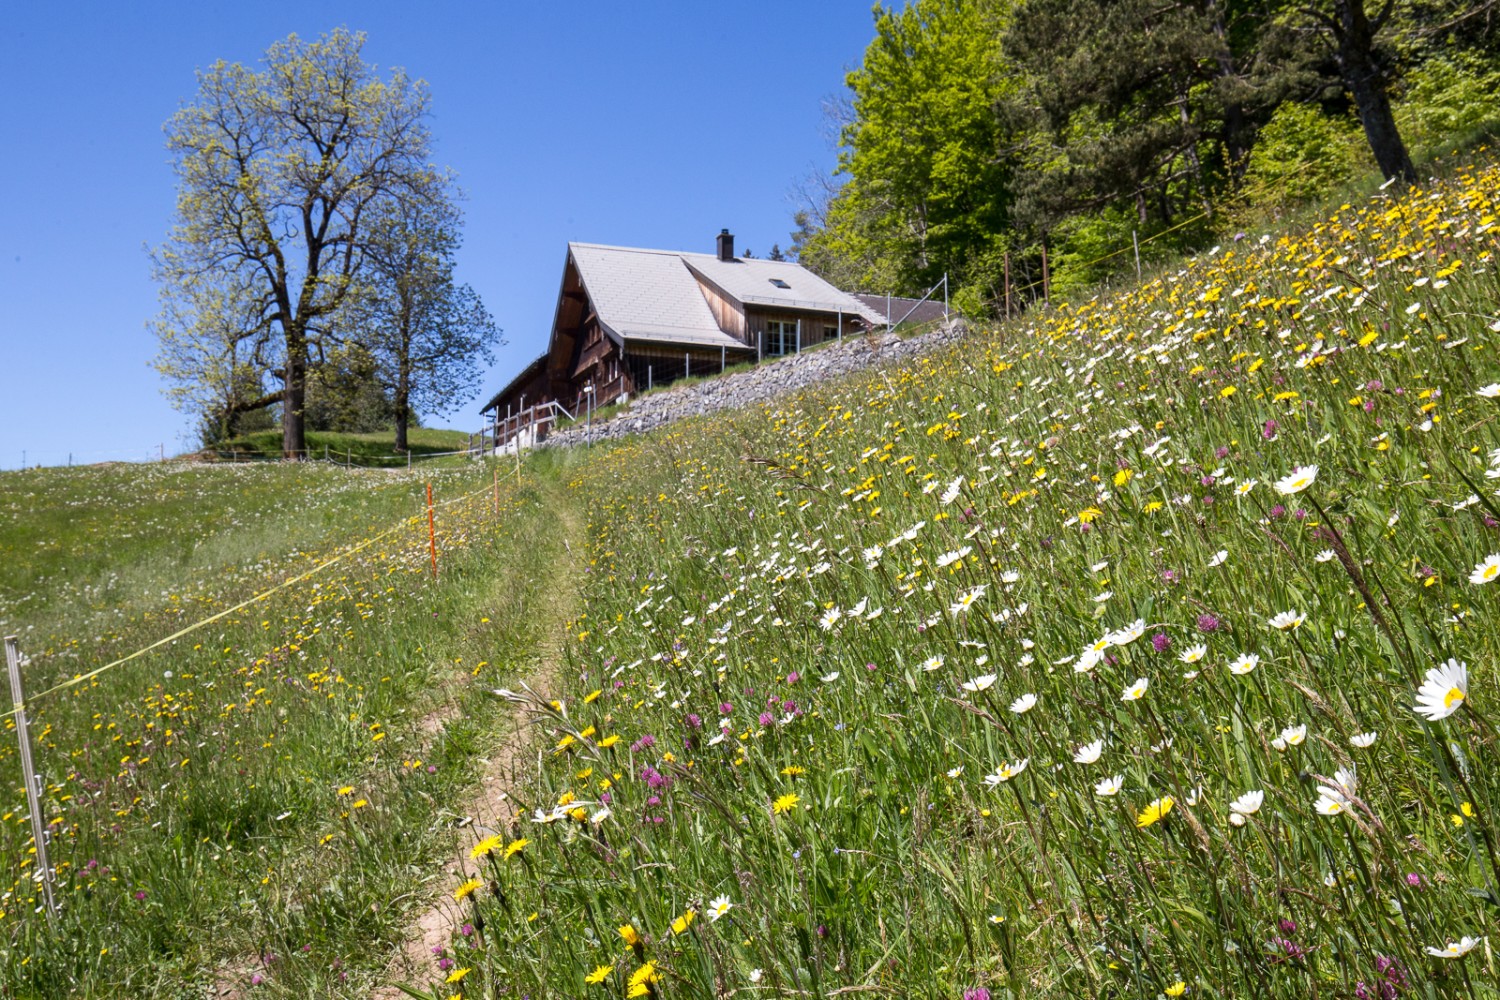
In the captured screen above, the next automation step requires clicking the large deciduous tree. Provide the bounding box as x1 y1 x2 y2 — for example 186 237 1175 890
352 198 501 453
800 0 1018 309
151 28 440 458
1296 0 1416 183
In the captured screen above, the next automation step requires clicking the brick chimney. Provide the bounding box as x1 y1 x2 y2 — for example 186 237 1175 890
716 228 734 262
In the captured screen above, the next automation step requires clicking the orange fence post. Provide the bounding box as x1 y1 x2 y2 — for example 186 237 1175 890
426 482 438 578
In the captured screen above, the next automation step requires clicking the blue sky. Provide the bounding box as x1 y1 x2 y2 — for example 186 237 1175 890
0 1 876 468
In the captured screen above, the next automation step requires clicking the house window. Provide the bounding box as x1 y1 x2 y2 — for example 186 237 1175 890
824 325 837 341
764 319 798 356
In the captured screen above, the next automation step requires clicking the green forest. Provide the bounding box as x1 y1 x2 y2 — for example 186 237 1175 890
794 0 1500 312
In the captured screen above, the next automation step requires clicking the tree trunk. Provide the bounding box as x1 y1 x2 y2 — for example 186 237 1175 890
282 327 308 460
394 365 411 454
1334 0 1416 184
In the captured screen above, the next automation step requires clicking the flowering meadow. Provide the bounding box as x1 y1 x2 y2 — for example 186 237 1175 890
0 458 577 995
419 160 1500 999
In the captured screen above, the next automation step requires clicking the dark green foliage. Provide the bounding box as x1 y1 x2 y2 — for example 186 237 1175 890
796 0 1499 314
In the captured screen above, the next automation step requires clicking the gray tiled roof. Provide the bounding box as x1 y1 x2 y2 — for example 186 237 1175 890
682 252 883 325
569 243 749 349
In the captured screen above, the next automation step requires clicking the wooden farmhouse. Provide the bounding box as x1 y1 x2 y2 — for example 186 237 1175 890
481 230 884 447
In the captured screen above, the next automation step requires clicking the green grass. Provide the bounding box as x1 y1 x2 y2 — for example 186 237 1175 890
401 157 1500 999
214 427 473 465
0 455 584 997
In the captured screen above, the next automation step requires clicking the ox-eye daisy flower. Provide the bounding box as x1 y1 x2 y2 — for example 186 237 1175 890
1074 739 1103 764
1121 677 1149 702
919 655 944 672
1110 619 1146 645
707 895 733 922
1424 936 1483 958
1095 775 1124 797
984 759 1029 786
1229 653 1259 676
1275 465 1318 495
1414 659 1468 721
1469 554 1500 585
1268 610 1305 630
1009 693 1037 714
1229 790 1264 817
1179 643 1207 664
1350 731 1378 748
961 674 997 693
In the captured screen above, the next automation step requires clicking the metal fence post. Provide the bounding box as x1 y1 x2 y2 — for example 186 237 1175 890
5 636 58 923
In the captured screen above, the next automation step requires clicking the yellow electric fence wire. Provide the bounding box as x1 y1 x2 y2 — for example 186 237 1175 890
1010 211 1211 296
4 465 516 721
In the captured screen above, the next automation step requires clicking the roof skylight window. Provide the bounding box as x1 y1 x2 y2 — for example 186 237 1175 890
768 278 791 289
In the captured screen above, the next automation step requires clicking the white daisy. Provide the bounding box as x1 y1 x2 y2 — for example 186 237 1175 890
819 607 842 631
1469 553 1500 585
1229 790 1264 817
960 673 997 693
1413 658 1467 721
1179 643 1207 664
1109 619 1146 645
983 758 1028 786
1475 385 1500 398
1279 723 1307 747
946 766 964 778
940 476 964 505
1094 775 1124 797
1268 610 1305 631
1120 677 1149 702
1009 692 1037 714
1274 465 1318 495
1229 653 1260 676
1073 739 1103 765
1350 731 1378 748
1314 549 1336 563
1424 936 1483 959
919 655 945 672
707 894 733 922
1208 549 1228 566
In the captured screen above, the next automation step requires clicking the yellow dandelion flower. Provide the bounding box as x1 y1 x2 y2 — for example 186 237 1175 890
619 923 640 947
773 792 800 815
628 961 657 994
503 837 530 860
598 735 621 748
453 877 483 901
1165 982 1187 996
585 963 613 984
584 689 603 703
671 908 696 934
445 966 471 983
1136 796 1175 829
470 835 503 860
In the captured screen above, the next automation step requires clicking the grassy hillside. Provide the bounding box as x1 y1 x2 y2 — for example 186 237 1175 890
411 161 1500 998
0 457 581 996
4 158 1499 998
213 427 473 465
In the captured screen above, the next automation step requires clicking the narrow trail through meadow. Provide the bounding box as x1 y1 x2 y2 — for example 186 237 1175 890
372 473 586 998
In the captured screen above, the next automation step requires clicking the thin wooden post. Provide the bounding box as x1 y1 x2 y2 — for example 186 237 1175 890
685 352 690 379
1041 239 1051 305
1004 252 1012 318
943 272 949 320
836 308 842 341
493 465 499 516
5 636 58 923
648 365 653 391
426 482 438 578
721 345 725 372
796 318 801 354
1133 229 1141 280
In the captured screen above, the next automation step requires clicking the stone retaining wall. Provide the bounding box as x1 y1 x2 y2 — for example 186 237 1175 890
541 320 969 449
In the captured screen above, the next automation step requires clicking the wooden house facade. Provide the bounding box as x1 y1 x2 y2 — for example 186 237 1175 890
481 231 883 442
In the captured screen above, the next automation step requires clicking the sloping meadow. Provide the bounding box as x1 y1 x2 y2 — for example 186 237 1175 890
430 159 1500 1000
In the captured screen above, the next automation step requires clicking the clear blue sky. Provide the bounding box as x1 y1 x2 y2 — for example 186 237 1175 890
0 1 876 468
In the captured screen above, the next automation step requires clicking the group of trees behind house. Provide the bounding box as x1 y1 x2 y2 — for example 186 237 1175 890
151 29 500 457
794 0 1500 315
